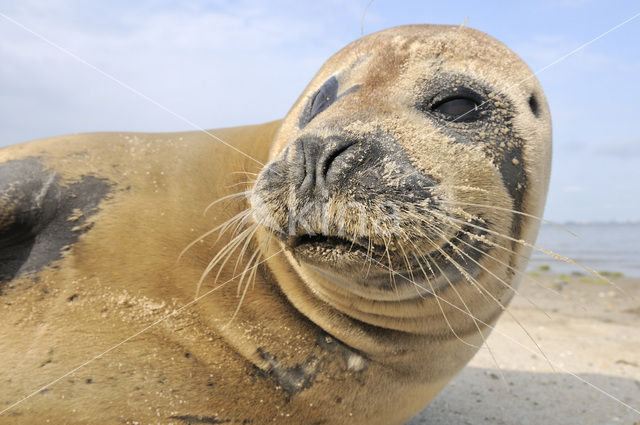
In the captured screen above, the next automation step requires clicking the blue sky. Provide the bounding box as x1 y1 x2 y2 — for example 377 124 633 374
1 1 639 223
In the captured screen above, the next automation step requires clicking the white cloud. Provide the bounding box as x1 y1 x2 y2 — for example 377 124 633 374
593 140 640 157
563 185 586 193
0 1 365 145
543 0 594 7
514 35 621 74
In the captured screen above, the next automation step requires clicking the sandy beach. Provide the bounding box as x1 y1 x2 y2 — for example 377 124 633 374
407 272 640 425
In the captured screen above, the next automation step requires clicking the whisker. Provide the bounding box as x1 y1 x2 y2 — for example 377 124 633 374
230 171 259 177
196 224 258 298
382 234 399 296
225 180 256 190
204 190 251 215
432 218 591 311
215 210 254 243
223 247 263 329
439 199 579 237
432 251 508 387
430 214 541 270
211 225 260 287
360 234 374 278
421 221 555 371
397 242 422 297
409 251 479 347
443 185 491 195
178 208 253 260
423 217 553 319
406 245 481 349
429 210 634 299
232 225 262 291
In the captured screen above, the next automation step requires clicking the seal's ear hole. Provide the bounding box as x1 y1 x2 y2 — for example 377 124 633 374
300 76 339 128
528 94 539 117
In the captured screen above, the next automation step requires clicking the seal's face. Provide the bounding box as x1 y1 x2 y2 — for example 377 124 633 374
251 25 551 303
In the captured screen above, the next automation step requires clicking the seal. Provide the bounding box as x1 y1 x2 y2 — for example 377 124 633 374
0 25 551 425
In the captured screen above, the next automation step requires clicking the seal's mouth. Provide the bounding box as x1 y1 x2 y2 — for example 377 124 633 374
282 220 491 275
288 233 389 257
270 220 494 300
293 234 354 248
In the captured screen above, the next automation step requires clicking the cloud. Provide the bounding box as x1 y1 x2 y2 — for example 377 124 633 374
543 0 594 7
554 139 640 158
555 140 589 154
514 35 621 74
563 185 586 193
0 1 364 145
593 140 640 157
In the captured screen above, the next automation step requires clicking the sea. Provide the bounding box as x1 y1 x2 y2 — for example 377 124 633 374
526 222 640 277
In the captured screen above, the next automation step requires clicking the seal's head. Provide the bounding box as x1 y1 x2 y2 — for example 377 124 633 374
251 25 551 322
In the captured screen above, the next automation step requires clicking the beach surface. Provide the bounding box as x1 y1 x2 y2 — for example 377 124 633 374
407 273 640 425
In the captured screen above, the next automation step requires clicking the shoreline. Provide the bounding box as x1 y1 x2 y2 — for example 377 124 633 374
407 274 640 424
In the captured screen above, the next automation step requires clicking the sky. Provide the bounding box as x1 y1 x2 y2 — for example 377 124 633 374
0 0 639 223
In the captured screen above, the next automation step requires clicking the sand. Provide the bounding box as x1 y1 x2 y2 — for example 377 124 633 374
407 273 640 425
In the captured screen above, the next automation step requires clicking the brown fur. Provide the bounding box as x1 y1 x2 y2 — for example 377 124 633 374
0 25 550 424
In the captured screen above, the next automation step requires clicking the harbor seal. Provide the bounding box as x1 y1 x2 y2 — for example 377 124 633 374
0 25 551 424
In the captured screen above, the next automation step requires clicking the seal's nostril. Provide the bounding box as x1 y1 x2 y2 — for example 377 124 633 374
319 142 353 184
295 137 356 197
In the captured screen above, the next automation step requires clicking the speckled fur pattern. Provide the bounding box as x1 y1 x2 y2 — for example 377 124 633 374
0 25 550 425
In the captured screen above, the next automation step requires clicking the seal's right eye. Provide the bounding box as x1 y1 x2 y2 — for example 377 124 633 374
300 76 339 127
431 96 481 121
420 84 487 123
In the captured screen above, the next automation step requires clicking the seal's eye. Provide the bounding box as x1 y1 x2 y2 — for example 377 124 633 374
432 96 480 121
301 76 339 127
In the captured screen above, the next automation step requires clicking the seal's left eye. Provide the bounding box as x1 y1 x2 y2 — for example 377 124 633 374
301 76 339 127
432 96 480 121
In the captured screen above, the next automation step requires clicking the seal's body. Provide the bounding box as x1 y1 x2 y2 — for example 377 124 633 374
0 25 551 424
